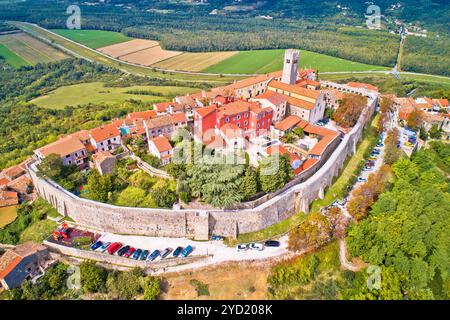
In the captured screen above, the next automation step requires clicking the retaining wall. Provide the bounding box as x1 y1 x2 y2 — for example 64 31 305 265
28 96 377 239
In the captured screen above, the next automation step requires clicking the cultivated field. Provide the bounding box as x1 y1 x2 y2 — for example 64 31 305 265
51 29 131 49
30 82 198 109
204 49 390 74
0 43 29 68
153 51 239 72
0 205 17 228
98 39 159 57
119 45 182 66
0 32 66 66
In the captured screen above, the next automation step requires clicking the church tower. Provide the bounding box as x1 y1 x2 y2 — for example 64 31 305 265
281 49 299 85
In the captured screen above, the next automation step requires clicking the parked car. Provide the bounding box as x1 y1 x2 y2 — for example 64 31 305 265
90 241 103 251
173 247 183 257
140 250 149 261
117 245 130 257
123 247 136 258
336 199 347 207
357 177 367 183
132 249 142 260
236 244 248 252
249 243 264 251
108 242 123 255
264 240 280 247
161 248 172 259
181 245 193 257
99 242 111 252
211 235 225 241
148 250 160 261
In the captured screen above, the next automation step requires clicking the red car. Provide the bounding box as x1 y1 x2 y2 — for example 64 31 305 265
107 242 122 255
123 247 136 258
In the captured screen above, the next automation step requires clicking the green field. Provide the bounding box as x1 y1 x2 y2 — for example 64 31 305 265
51 29 132 49
30 82 199 109
204 49 390 74
0 43 30 68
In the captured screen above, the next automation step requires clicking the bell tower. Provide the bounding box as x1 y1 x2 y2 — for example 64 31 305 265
282 49 299 85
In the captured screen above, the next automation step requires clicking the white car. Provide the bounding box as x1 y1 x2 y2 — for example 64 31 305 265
249 243 264 251
236 244 248 252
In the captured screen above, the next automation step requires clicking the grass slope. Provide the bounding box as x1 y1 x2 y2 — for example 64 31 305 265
51 29 132 49
0 205 18 228
30 82 198 109
204 49 390 74
0 43 30 68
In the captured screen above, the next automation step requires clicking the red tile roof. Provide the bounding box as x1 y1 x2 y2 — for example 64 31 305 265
268 80 321 99
253 91 287 105
0 178 9 186
37 135 86 158
92 151 115 164
274 115 302 131
0 190 18 207
90 124 120 142
151 135 172 153
195 105 217 118
1 165 25 180
127 110 157 121
347 82 379 92
170 112 187 124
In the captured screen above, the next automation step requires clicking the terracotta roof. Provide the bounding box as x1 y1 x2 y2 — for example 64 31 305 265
90 124 121 142
268 80 321 100
170 112 187 124
433 99 449 107
0 242 47 280
253 91 287 105
7 175 32 194
300 69 316 78
150 135 172 153
217 100 257 118
127 110 157 121
274 115 302 131
0 190 18 207
92 151 115 164
218 71 282 92
175 95 196 107
37 135 86 158
153 102 173 113
71 130 91 141
1 165 25 180
302 158 318 170
0 178 9 186
220 123 243 140
195 105 217 118
304 125 340 156
284 95 316 110
347 82 379 92
145 115 172 129
266 145 303 175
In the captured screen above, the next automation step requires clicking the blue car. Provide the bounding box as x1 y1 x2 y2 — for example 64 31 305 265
148 250 160 261
140 250 149 261
99 242 111 252
90 241 103 251
132 249 142 260
181 245 193 257
173 247 183 257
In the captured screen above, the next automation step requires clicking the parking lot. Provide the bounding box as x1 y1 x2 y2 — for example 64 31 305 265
95 233 288 267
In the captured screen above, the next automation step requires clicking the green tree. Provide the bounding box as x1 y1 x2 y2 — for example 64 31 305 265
80 260 107 293
239 166 258 200
37 154 63 179
142 277 161 300
259 154 293 193
428 124 442 139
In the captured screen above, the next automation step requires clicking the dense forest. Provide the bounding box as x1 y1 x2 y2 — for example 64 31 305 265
0 0 448 76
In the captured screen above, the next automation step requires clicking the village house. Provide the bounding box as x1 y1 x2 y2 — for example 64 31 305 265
89 123 122 153
35 134 89 169
92 151 117 175
144 112 188 139
251 90 287 123
0 242 53 290
0 190 19 208
148 135 173 165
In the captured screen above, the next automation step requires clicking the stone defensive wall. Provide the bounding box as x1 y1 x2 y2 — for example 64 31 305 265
27 96 378 240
